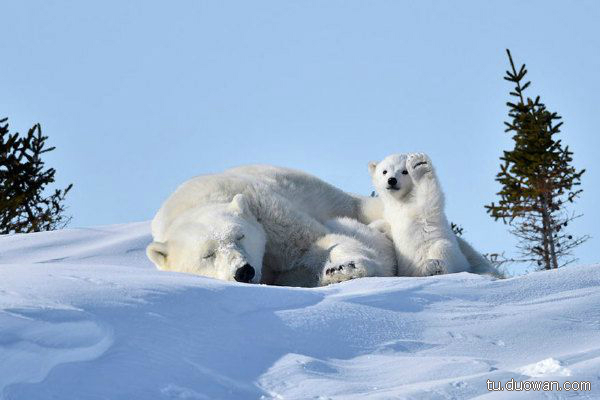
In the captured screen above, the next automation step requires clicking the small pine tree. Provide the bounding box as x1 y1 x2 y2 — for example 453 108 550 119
485 50 589 270
450 222 464 237
0 117 73 234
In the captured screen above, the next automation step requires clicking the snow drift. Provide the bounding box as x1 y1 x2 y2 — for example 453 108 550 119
0 223 598 399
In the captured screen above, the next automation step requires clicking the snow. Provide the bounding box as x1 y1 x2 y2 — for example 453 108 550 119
518 358 571 378
1 222 599 399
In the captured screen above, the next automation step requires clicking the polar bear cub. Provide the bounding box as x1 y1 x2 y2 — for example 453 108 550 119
369 153 469 276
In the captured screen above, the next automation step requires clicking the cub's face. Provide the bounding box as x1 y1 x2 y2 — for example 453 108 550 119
369 154 414 200
147 194 266 283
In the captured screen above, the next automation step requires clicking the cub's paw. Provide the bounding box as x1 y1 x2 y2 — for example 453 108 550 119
424 259 447 276
407 153 433 181
321 261 368 285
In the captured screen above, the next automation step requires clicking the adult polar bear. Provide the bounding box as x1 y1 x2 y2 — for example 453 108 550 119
147 165 393 287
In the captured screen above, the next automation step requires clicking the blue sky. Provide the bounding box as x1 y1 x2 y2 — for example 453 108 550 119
2 1 598 273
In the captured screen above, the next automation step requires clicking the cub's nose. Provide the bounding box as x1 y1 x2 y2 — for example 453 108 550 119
387 177 397 186
234 264 255 283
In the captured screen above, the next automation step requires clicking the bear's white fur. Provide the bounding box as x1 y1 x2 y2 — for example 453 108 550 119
147 165 395 287
320 217 396 285
369 153 500 277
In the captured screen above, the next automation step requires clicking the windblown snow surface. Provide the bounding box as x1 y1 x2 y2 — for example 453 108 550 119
1 223 599 399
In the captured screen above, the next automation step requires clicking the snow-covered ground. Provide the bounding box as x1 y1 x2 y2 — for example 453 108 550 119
1 223 599 399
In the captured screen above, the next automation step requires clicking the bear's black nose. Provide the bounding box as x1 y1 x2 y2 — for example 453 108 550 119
234 264 255 283
387 177 397 186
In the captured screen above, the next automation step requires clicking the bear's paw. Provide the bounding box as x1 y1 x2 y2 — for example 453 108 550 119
424 259 447 276
407 153 433 181
321 261 368 285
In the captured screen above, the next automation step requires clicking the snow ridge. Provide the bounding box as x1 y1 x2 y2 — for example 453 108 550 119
0 223 599 399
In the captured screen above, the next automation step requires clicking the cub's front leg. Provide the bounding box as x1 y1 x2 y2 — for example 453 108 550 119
406 152 445 214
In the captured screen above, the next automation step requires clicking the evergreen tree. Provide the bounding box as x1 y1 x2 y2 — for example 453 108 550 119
450 222 464 237
485 50 588 270
0 117 73 234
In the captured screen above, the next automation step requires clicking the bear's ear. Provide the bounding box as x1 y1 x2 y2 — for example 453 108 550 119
147 241 168 269
229 193 252 216
368 161 378 176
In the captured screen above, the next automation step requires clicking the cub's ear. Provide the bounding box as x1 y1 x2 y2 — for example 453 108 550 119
368 161 378 176
147 241 168 269
229 193 252 216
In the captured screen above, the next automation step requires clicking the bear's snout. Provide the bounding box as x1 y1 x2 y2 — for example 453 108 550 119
387 177 398 187
234 264 255 283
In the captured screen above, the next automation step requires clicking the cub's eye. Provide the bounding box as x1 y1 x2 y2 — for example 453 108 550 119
236 234 245 241
402 170 408 175
382 170 387 175
203 252 215 259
